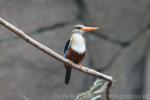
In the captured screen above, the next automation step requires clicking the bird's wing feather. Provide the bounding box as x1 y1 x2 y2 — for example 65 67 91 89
64 38 72 84
64 38 72 57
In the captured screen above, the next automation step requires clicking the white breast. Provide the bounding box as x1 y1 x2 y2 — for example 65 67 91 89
71 34 86 54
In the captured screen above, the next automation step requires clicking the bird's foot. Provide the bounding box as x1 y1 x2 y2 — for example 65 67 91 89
79 64 83 69
69 61 73 66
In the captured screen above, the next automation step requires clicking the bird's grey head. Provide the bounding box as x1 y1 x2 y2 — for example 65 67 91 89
72 24 99 35
72 24 86 35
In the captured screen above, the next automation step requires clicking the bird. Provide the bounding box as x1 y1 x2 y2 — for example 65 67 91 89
64 24 99 84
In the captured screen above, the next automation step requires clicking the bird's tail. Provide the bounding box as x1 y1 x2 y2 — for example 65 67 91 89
65 66 72 84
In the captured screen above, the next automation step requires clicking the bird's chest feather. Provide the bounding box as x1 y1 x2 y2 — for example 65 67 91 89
71 34 86 54
66 48 85 64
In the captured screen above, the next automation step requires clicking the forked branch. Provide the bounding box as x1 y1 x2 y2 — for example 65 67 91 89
0 17 114 100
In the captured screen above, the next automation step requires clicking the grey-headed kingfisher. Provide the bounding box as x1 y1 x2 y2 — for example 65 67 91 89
64 24 99 84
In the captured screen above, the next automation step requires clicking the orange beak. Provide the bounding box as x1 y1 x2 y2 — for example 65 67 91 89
81 27 99 32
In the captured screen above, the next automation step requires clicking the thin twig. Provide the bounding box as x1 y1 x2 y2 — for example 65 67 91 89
106 81 112 100
0 17 114 100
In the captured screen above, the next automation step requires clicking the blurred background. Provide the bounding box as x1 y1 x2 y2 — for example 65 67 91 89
0 0 150 100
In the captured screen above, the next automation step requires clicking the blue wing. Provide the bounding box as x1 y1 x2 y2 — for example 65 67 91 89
64 39 71 57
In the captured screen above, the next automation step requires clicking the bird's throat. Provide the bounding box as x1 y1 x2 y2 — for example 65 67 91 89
71 34 86 54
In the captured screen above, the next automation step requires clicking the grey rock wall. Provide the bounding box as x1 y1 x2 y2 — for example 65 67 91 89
0 0 150 100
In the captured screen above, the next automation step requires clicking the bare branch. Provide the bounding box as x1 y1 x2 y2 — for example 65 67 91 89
106 81 113 100
0 17 114 100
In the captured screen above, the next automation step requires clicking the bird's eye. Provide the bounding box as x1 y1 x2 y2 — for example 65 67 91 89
76 27 81 29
